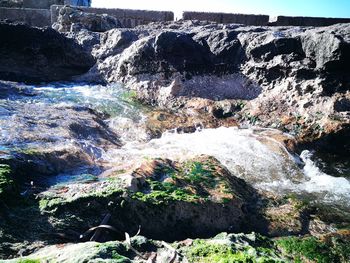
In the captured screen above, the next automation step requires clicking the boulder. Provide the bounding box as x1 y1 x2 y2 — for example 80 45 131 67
0 22 95 83
37 155 258 241
116 31 214 78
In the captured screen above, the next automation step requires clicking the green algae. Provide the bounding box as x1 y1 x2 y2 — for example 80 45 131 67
38 198 64 211
185 239 282 263
0 164 13 196
97 242 131 262
16 260 41 263
38 179 124 212
121 90 138 101
182 161 217 188
131 157 237 205
276 235 350 263
131 180 202 205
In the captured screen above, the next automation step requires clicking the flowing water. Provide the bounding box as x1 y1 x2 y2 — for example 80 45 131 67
0 82 349 208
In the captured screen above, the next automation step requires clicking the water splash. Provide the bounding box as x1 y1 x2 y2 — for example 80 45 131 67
299 150 350 203
104 127 302 184
104 127 350 205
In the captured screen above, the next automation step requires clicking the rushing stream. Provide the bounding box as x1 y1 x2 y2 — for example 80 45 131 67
1 82 349 208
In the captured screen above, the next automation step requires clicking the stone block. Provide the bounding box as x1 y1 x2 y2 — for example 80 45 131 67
182 11 269 26
51 5 174 27
273 16 350 27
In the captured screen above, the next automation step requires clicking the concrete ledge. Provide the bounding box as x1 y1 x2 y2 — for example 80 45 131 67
182 11 269 26
271 16 350 26
51 5 174 27
0 7 51 27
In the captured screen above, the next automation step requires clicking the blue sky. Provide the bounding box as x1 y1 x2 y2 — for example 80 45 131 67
92 0 350 19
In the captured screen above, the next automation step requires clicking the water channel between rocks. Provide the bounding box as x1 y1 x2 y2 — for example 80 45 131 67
1 82 349 209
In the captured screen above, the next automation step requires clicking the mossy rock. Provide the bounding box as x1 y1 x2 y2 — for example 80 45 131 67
180 232 284 263
38 178 125 213
131 155 253 205
0 164 14 198
33 156 255 242
276 230 350 263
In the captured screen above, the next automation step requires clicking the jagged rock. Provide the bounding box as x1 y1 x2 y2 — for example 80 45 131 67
0 22 95 83
80 23 350 143
53 6 122 33
300 24 350 71
66 29 102 55
93 29 139 59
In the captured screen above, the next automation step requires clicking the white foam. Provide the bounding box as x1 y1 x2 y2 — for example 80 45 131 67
299 150 350 202
105 127 302 185
104 127 350 205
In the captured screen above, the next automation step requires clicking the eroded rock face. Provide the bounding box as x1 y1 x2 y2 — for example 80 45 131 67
75 21 350 148
0 22 95 83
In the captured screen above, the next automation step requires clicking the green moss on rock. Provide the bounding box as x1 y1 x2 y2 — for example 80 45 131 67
0 164 14 196
277 232 350 263
184 235 282 263
131 156 244 205
16 260 41 263
38 179 124 213
131 179 202 205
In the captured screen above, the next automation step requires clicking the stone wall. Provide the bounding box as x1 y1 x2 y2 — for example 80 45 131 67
0 7 50 26
270 15 350 26
51 5 174 27
182 11 269 26
22 0 63 9
0 0 22 8
0 2 349 29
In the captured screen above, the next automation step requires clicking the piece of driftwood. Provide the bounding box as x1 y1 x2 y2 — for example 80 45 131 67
125 226 147 260
161 241 177 263
90 213 111 241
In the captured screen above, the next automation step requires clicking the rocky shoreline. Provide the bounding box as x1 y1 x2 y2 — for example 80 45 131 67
0 7 350 262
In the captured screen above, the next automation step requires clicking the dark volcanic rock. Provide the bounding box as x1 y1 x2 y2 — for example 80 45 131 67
118 31 214 78
93 29 139 59
0 22 95 83
193 29 246 67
